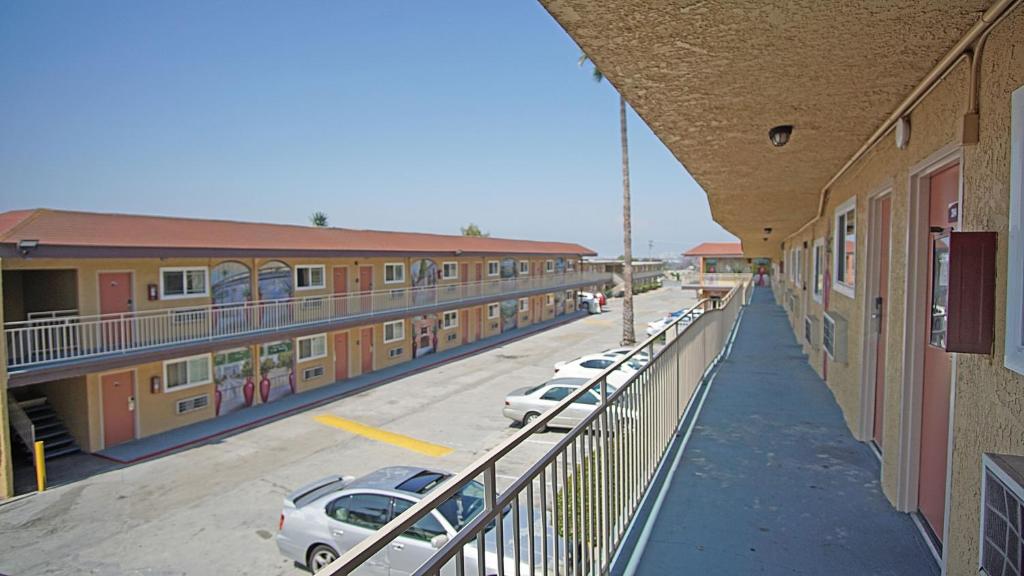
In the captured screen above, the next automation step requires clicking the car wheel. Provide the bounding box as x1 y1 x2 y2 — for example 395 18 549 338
308 544 338 572
523 412 545 432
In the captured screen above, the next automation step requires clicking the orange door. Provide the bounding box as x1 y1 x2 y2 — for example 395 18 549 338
333 267 348 315
474 263 482 282
918 164 958 542
359 266 373 312
334 332 349 381
872 196 891 447
360 327 373 374
460 310 469 344
460 263 468 283
473 308 481 341
102 371 135 447
99 272 133 348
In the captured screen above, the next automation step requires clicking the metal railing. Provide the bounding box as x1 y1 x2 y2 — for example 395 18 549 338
4 272 609 370
326 278 752 576
8 393 37 451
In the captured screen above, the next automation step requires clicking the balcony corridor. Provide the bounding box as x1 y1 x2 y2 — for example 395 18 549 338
622 288 938 575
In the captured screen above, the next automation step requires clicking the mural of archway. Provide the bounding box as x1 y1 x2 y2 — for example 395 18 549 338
555 257 565 274
555 291 565 316
259 339 295 404
212 261 251 332
410 259 438 306
214 347 254 416
258 260 292 300
500 257 517 279
411 314 439 358
501 299 518 332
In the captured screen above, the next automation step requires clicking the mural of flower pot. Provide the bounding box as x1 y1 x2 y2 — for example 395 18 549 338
259 374 271 403
243 377 255 407
289 369 296 394
215 387 223 415
259 339 295 404
214 347 254 416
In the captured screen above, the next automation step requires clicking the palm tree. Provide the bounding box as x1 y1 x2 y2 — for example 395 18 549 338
310 211 329 227
579 54 635 345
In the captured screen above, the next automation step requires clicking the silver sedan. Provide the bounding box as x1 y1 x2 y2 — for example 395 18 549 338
502 377 618 431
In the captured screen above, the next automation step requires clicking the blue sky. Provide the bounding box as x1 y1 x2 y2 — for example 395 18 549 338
0 1 736 257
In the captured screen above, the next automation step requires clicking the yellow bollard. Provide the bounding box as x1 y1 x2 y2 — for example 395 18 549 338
33 440 46 492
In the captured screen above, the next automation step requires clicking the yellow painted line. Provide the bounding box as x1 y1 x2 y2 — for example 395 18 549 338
313 414 454 457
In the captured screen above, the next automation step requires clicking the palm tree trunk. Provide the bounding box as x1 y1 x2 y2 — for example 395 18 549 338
619 94 636 346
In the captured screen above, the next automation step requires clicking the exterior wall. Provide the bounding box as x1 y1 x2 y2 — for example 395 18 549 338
776 12 1024 574
0 263 12 498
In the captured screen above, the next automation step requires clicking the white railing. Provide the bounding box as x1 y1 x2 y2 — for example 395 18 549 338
4 272 610 370
326 279 752 576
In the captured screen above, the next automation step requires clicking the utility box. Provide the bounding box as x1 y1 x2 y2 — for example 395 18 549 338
947 232 997 354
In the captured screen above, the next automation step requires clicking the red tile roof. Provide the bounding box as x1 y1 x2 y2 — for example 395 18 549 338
0 209 596 257
683 241 744 258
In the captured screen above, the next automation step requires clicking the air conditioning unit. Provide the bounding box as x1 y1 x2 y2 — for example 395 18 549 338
303 365 325 380
804 316 820 348
823 311 848 363
176 394 209 415
980 454 1024 575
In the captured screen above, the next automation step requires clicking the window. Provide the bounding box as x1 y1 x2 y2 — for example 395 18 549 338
297 333 327 361
384 320 405 343
164 354 212 392
834 197 857 297
574 391 599 406
545 260 554 273
519 298 529 312
392 498 448 542
519 261 529 275
160 267 208 300
443 310 458 329
295 265 326 290
540 387 572 402
327 494 391 530
487 261 499 277
384 263 405 284
546 294 555 306
487 303 500 319
567 260 575 271
1006 85 1024 374
581 359 613 370
442 262 458 280
812 238 825 303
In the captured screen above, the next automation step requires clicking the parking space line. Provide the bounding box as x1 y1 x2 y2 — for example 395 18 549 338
313 414 454 457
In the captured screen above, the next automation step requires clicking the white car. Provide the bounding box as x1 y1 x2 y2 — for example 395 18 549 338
553 354 644 386
600 346 650 365
645 308 703 337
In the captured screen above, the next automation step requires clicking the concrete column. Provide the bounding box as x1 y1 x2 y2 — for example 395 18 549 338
0 258 14 499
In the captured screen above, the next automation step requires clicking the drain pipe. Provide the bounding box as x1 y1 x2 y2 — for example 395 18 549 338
812 0 1021 219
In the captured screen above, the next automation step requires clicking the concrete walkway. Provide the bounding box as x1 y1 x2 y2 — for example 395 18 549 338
98 311 586 463
625 288 938 575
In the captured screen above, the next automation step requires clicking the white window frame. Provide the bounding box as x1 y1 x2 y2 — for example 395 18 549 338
384 263 405 285
833 196 857 298
567 260 575 271
163 353 212 392
487 303 500 319
487 260 499 277
160 266 209 300
519 261 529 275
442 262 458 280
295 264 326 291
383 320 405 344
812 238 825 303
442 310 458 329
519 297 529 312
1006 86 1024 374
545 260 554 273
296 333 328 361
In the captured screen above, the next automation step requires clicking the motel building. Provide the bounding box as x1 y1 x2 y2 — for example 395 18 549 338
0 209 606 494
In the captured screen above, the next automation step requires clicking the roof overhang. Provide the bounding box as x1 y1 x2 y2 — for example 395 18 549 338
538 0 993 257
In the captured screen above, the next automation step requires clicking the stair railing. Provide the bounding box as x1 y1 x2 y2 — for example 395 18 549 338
7 392 36 451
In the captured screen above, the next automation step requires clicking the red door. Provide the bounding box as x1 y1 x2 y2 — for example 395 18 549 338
359 266 373 313
472 308 481 341
360 327 373 374
333 267 348 315
99 272 133 349
918 163 959 543
102 370 135 447
334 332 349 381
474 263 482 283
460 310 469 344
872 196 892 447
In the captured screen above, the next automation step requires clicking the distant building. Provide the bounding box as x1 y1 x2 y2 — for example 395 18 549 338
580 259 664 295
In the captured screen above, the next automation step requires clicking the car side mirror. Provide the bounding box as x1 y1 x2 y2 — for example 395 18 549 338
430 534 450 549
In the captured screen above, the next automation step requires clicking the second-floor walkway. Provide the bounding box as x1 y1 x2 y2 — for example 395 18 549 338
619 288 938 575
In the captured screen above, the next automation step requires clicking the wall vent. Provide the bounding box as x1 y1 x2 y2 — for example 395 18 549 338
388 347 403 358
980 454 1024 575
176 394 209 415
303 365 324 380
823 311 849 363
804 316 820 348
447 333 458 342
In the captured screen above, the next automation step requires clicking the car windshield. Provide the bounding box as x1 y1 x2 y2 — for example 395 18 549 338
620 360 644 371
436 480 486 531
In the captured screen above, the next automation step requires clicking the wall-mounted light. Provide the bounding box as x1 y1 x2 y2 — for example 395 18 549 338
769 125 793 147
17 239 39 256
150 375 162 394
895 116 911 150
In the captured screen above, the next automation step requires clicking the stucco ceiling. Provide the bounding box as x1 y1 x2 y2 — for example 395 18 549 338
539 0 990 257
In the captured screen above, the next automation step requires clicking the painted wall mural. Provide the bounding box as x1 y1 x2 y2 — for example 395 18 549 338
214 347 254 416
501 258 517 280
555 291 566 316
258 260 293 301
411 314 439 358
212 261 251 331
411 259 438 306
501 299 518 332
259 339 295 403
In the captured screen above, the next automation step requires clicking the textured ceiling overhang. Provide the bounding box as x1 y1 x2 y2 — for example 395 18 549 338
539 0 990 257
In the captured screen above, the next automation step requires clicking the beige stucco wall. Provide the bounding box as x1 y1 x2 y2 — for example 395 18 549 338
0 260 12 498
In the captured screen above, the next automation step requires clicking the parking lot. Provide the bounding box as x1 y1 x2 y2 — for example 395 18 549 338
0 284 695 576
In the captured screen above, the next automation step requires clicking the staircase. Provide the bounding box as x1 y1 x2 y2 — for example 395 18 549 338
11 397 81 460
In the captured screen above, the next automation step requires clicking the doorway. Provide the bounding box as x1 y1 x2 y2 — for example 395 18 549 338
358 266 373 312
334 332 349 382
360 327 373 374
862 192 892 451
101 370 135 448
333 267 348 315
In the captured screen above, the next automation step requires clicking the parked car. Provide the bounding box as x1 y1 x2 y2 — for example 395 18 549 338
601 346 650 365
645 308 703 337
552 354 643 386
277 466 557 575
576 292 604 313
503 377 618 430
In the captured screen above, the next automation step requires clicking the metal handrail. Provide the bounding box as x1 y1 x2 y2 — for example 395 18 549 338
325 277 752 576
5 271 610 369
7 393 36 451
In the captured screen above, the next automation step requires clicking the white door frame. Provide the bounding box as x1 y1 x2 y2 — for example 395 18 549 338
858 185 893 445
895 143 962 570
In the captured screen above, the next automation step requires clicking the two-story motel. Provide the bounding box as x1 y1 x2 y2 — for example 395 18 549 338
0 209 604 495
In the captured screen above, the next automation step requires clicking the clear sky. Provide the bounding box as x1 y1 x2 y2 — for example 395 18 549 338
0 1 736 258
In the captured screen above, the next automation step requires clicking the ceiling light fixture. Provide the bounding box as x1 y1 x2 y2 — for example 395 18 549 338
769 125 793 147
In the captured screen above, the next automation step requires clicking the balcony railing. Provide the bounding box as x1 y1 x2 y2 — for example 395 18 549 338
4 272 609 370
326 277 752 576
